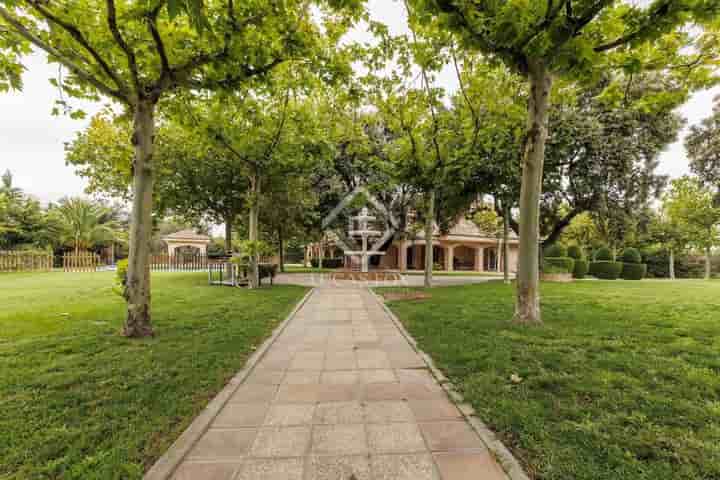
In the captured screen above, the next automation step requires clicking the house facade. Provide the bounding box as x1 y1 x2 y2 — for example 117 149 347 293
377 216 519 273
306 217 519 273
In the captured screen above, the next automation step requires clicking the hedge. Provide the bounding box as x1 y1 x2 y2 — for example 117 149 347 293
310 257 344 268
567 245 583 260
542 256 575 273
594 246 613 261
590 261 623 279
621 247 642 264
621 263 647 280
573 259 589 279
544 244 567 258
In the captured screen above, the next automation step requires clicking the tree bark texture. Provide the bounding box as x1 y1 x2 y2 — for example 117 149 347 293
669 248 675 280
514 60 552 325
248 172 260 289
424 190 435 288
503 202 510 284
225 215 233 254
705 246 712 280
278 226 285 273
123 100 156 338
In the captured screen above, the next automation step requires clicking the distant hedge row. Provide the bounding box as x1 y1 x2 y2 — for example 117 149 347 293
310 257 344 268
544 244 649 280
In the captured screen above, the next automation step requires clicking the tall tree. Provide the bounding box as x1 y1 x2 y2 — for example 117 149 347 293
0 171 47 249
686 97 720 195
665 176 720 279
410 0 719 323
649 206 690 279
0 0 360 334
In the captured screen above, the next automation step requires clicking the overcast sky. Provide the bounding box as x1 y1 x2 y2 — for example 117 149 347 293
1 0 717 204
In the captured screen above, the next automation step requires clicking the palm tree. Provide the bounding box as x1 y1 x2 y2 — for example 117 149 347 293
0 170 22 201
48 197 124 255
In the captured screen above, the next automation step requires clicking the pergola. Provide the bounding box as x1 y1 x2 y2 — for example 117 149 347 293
162 229 210 256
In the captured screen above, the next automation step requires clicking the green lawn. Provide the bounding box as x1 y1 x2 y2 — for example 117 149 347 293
378 280 720 480
0 272 307 480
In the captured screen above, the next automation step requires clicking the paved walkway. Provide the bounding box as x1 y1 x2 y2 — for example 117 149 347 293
171 286 509 480
274 273 505 288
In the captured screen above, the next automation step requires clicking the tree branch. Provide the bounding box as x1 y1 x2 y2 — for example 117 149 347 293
147 5 170 82
0 6 127 102
593 0 673 52
541 206 583 247
106 0 141 94
263 88 292 163
516 0 568 49
182 57 285 90
25 0 128 94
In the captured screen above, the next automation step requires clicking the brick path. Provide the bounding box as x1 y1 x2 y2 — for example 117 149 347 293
171 287 509 480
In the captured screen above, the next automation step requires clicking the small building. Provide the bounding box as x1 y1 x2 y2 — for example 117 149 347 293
162 229 211 256
307 217 519 273
380 216 519 273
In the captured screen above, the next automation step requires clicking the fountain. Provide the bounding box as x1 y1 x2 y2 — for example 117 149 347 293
330 207 402 281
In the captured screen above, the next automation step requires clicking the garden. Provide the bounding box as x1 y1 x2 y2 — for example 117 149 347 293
380 280 720 480
1 0 720 479
0 271 306 479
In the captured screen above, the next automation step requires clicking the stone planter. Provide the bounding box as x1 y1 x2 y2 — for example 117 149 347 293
541 272 573 282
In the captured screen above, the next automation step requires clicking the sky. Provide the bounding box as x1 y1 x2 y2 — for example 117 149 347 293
1 0 717 204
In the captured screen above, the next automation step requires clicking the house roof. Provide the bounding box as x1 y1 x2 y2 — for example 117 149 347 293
162 229 210 243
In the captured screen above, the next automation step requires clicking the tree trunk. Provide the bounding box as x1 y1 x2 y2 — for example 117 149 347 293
319 243 324 269
225 215 233 255
503 202 510 284
248 172 260 289
278 225 285 273
669 248 675 280
705 246 711 280
424 190 435 288
123 100 156 338
514 60 552 325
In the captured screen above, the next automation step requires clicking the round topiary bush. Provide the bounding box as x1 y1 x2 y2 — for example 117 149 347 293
544 244 567 258
567 245 583 260
573 259 589 279
594 246 613 261
621 263 647 280
542 257 575 273
590 260 623 279
621 247 642 264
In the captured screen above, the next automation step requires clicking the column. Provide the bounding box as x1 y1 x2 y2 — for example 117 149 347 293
475 247 484 272
399 241 408 271
445 245 454 271
413 245 423 270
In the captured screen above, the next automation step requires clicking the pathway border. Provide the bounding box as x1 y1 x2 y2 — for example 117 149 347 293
143 287 316 480
369 288 531 480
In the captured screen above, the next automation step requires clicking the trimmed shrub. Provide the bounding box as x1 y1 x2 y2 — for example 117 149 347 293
544 244 567 258
542 257 575 273
573 259 589 279
590 260 623 279
113 259 129 297
259 264 278 281
594 246 613 261
310 257 344 269
567 245 583 260
621 263 647 280
621 247 642 264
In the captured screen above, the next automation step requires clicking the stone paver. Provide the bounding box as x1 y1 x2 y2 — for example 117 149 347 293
170 287 509 480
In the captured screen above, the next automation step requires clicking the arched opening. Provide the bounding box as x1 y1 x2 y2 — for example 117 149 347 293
453 245 475 270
